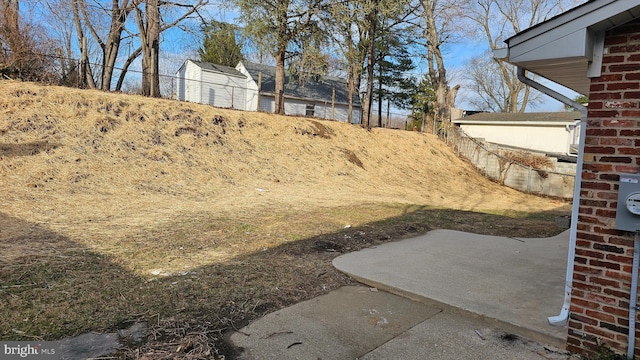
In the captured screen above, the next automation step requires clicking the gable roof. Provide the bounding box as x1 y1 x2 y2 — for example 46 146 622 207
187 60 246 78
495 0 640 94
453 112 581 125
239 61 362 107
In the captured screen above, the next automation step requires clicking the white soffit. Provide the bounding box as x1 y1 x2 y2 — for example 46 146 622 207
518 58 591 95
502 0 640 95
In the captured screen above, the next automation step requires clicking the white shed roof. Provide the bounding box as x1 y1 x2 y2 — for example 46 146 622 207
453 112 581 126
495 0 640 95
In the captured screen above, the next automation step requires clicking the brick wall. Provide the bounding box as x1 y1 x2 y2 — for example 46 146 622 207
567 18 640 357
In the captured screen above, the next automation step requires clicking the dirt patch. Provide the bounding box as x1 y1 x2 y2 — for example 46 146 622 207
341 148 364 169
0 141 59 156
294 119 334 139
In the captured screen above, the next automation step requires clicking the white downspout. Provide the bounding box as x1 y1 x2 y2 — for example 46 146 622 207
517 67 587 327
628 231 639 359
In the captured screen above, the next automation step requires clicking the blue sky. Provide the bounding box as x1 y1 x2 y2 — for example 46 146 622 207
444 41 577 113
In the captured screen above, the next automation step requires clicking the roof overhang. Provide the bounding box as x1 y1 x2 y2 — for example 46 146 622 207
495 0 640 95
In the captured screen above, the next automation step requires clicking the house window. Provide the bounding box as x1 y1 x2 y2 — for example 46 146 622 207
305 104 315 117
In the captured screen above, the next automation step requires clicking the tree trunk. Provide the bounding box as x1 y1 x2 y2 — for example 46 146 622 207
345 34 355 124
275 48 286 114
72 0 96 88
422 0 458 125
1 0 20 52
140 0 160 97
349 56 364 125
115 47 141 91
347 69 354 124
273 0 289 115
377 60 383 127
361 3 377 128
101 0 131 91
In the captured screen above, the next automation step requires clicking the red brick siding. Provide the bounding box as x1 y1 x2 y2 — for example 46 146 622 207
568 18 640 357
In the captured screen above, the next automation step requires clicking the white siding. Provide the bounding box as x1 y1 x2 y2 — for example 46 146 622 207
200 70 246 110
176 61 202 103
264 97 362 123
258 96 275 112
333 104 362 124
459 123 572 154
185 61 201 103
316 102 331 119
176 65 186 101
233 62 362 121
283 98 308 117
235 62 259 111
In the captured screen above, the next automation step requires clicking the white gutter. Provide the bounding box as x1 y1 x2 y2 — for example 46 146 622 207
517 67 587 327
453 120 577 126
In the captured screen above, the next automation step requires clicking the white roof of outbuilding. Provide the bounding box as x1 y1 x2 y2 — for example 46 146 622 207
453 112 581 126
186 60 247 78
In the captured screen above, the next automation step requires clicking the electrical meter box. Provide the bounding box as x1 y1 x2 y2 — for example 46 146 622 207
615 174 640 231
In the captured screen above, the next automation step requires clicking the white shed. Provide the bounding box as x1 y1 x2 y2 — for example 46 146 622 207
453 112 582 155
175 60 246 110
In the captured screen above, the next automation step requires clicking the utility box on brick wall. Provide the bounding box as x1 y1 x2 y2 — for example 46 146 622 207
616 174 640 232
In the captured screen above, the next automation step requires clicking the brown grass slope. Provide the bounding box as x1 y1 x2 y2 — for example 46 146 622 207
0 81 568 356
0 82 562 213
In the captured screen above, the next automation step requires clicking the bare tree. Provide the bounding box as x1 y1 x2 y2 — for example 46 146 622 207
0 0 60 82
361 0 377 127
461 0 573 112
136 0 159 97
421 0 460 125
1 0 20 57
135 0 207 97
327 0 370 124
71 0 96 88
71 0 134 90
103 0 134 91
67 0 205 94
46 0 81 86
463 51 545 112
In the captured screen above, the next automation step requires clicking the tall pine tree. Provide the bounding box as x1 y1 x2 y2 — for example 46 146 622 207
199 21 244 67
373 27 416 127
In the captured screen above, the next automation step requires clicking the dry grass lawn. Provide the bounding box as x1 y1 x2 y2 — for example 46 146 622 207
0 81 570 359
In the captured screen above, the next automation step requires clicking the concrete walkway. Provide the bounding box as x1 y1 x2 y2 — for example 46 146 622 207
333 229 569 347
229 229 573 359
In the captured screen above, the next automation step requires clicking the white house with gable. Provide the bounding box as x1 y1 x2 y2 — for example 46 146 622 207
175 60 362 124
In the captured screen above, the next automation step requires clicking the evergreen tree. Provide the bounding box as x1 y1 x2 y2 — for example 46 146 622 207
373 26 417 126
199 22 244 67
564 94 588 111
411 74 436 118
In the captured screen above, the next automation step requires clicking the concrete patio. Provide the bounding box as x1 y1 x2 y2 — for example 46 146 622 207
229 229 572 359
